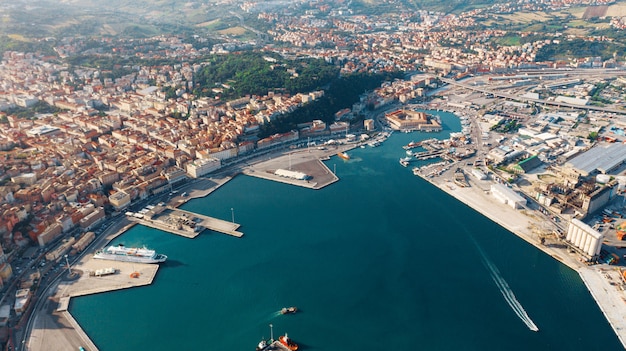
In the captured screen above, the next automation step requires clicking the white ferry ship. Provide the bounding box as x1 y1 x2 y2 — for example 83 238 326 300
93 244 167 264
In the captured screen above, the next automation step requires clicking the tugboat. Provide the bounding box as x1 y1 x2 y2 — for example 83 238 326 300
279 334 299 351
280 306 298 315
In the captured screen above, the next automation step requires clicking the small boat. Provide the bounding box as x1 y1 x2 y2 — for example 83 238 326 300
256 339 270 351
281 306 298 314
337 152 350 160
279 334 298 351
403 141 420 150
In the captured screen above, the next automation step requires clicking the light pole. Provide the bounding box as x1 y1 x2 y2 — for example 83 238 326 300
64 254 71 276
231 208 234 223
269 323 274 342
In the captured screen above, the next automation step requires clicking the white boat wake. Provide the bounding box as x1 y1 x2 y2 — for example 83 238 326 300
475 243 539 332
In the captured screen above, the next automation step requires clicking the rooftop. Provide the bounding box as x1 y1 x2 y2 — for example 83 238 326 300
566 143 626 176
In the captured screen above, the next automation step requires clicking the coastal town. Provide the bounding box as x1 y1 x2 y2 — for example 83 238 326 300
2 0 626 349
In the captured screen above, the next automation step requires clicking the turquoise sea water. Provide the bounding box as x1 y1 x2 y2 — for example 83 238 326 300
71 111 623 350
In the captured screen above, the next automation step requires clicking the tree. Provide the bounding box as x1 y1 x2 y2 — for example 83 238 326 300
258 71 403 138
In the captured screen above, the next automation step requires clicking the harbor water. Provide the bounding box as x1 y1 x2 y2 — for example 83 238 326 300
71 111 623 350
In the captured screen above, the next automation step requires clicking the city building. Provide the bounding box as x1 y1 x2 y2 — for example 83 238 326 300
109 191 131 211
14 289 31 315
186 158 221 178
385 109 441 132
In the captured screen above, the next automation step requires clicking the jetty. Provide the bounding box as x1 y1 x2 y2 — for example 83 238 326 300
126 204 243 238
412 149 446 160
168 206 243 237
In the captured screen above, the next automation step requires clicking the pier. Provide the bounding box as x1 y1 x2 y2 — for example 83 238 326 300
412 149 446 160
243 152 339 190
168 206 243 237
127 204 243 238
266 340 293 351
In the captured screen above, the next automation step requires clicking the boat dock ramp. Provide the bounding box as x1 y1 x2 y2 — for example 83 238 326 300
126 204 243 238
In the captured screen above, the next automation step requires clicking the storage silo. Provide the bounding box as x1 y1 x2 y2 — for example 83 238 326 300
568 219 604 257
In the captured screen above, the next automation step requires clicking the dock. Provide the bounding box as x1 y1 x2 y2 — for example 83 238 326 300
413 149 446 160
28 258 159 351
126 204 243 238
267 340 292 351
168 206 243 237
243 153 339 190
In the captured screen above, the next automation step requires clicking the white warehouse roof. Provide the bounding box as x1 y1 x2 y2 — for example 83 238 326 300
274 169 308 180
565 143 626 176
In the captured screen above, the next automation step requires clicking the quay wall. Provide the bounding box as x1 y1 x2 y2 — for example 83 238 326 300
413 170 626 349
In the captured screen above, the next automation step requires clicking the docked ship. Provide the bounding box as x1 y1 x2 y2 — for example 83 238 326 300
93 244 167 264
337 152 350 160
279 334 299 351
